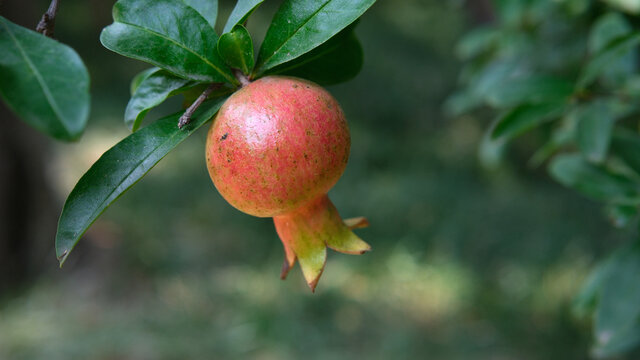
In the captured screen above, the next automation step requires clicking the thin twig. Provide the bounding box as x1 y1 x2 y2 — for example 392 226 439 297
178 83 222 129
233 69 251 87
36 0 60 37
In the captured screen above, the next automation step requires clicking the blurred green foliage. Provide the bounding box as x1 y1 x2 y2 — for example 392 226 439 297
0 0 637 359
450 0 640 357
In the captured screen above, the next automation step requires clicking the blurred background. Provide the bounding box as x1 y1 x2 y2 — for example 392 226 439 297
0 0 632 359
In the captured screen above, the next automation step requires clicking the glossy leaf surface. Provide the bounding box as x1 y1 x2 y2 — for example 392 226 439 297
217 24 254 75
0 16 89 141
182 0 218 29
265 25 362 85
100 0 235 84
125 69 197 131
255 0 376 74
130 67 158 95
55 97 227 265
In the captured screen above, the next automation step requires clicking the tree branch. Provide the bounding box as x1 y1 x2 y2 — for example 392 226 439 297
233 69 251 87
36 0 60 37
178 83 222 129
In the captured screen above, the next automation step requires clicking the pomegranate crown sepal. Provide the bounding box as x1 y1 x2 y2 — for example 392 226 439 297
274 194 370 292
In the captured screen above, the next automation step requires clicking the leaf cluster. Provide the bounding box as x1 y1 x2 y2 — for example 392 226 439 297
53 0 376 266
450 0 640 357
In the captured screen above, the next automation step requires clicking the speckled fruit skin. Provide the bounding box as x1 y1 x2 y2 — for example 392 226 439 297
206 76 370 291
206 76 350 217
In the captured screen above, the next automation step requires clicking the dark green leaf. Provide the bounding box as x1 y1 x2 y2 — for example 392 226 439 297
182 0 218 29
55 97 228 265
0 16 89 141
575 102 615 163
223 0 264 33
485 76 574 108
130 67 159 95
578 32 640 89
255 0 376 74
491 102 565 141
612 129 640 176
125 69 198 131
264 25 362 86
217 24 254 75
593 244 640 357
548 153 639 202
100 0 236 84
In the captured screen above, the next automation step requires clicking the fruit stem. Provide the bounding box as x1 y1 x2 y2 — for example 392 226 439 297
233 69 251 87
178 83 222 129
36 0 60 37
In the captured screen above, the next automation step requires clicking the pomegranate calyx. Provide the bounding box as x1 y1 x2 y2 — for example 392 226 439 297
274 195 370 292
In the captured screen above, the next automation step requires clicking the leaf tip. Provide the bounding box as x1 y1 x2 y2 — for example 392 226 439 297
57 249 69 267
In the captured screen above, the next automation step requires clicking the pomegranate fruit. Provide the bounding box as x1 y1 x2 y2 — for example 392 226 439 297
205 76 370 291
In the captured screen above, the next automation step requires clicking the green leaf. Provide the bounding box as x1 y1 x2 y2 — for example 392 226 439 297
130 67 159 95
593 323 640 358
456 26 499 60
485 76 575 108
575 102 615 163
528 112 579 168
264 24 362 86
612 129 640 176
182 0 218 29
217 24 254 75
589 12 632 53
463 58 525 110
578 32 640 89
603 0 640 15
100 0 236 84
572 255 616 320
125 69 198 131
491 102 565 141
593 244 640 357
548 153 639 202
55 97 228 265
590 13 635 88
223 0 264 33
255 0 376 74
0 16 89 141
479 126 507 170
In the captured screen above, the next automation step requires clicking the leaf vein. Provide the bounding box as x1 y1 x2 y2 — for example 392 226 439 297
1 20 69 133
116 20 235 83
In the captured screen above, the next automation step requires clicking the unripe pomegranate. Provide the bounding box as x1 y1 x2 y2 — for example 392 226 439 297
205 76 370 291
